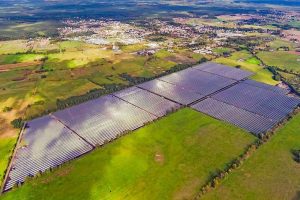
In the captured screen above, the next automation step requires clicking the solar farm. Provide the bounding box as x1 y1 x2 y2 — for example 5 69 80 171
3 62 300 192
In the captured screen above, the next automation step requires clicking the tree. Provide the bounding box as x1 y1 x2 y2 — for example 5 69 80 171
11 118 24 129
292 150 300 163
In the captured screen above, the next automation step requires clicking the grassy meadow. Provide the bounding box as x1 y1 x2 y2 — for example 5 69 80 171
201 112 300 200
257 51 300 73
0 109 255 200
214 50 279 85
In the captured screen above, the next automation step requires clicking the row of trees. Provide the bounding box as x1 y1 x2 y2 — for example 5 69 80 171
120 58 208 85
56 83 126 110
10 57 208 128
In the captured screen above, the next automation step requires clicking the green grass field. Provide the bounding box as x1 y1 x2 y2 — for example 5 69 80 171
0 109 255 200
214 50 279 85
257 51 300 73
212 48 233 56
0 137 16 186
267 39 297 51
0 54 45 65
202 112 300 200
288 20 300 29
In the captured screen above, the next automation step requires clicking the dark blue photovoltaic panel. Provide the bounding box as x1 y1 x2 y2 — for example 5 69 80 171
113 87 181 117
53 95 157 146
159 68 236 95
212 82 300 121
193 62 253 80
243 79 289 94
138 79 205 105
4 61 299 192
191 98 277 135
4 116 93 191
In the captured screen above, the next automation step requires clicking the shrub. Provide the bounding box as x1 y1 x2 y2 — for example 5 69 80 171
292 149 300 163
11 118 24 129
2 106 12 112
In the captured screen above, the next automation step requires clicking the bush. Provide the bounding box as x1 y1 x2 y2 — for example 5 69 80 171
292 149 300 163
11 118 24 129
2 106 12 112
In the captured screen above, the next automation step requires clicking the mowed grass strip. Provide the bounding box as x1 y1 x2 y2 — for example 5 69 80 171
0 108 255 200
0 137 16 186
201 112 300 200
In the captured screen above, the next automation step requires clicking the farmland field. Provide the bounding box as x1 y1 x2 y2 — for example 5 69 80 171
201 112 300 200
257 51 300 73
0 108 256 200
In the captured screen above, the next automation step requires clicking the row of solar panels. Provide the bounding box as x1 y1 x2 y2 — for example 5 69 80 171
4 62 299 191
4 90 182 191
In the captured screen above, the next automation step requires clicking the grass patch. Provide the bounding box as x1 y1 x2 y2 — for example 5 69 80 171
0 54 45 65
250 68 279 86
267 39 297 51
201 113 300 200
245 57 261 65
213 47 233 56
257 51 300 73
1 109 255 200
214 50 279 85
0 137 17 186
0 40 29 55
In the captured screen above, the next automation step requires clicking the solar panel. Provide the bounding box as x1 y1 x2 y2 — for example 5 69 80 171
4 116 93 191
4 61 298 192
53 95 157 146
159 68 237 95
191 98 277 135
114 86 181 116
193 62 253 80
138 79 205 105
212 82 300 121
243 79 289 94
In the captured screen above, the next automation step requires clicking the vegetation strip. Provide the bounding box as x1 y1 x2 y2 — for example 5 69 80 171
0 123 26 193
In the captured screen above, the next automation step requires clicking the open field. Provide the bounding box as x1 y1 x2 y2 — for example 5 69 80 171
257 51 300 73
201 112 300 200
0 108 256 200
267 39 298 51
214 50 279 85
0 54 45 65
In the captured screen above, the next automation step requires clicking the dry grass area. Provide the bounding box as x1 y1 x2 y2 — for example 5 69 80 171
0 62 41 72
282 29 300 42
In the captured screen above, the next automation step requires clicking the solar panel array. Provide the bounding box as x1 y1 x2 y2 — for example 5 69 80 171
138 79 205 105
159 68 237 95
4 116 93 191
113 86 181 116
212 82 300 122
191 98 277 135
243 79 289 94
193 62 253 80
4 62 299 192
53 95 157 146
